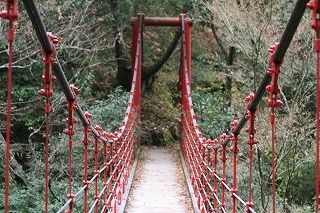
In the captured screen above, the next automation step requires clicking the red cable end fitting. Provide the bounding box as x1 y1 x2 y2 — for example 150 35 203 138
70 84 79 93
95 125 102 131
66 193 75 202
219 203 226 211
0 10 8 19
0 9 19 21
268 42 279 54
220 133 227 140
82 137 92 144
248 138 259 146
246 202 254 212
38 89 45 96
307 1 315 9
47 32 59 44
82 180 90 190
230 146 239 154
94 169 101 177
245 93 254 102
267 68 273 75
268 99 283 108
219 155 227 162
94 195 101 202
231 120 238 129
85 112 92 119
230 188 238 198
266 85 272 92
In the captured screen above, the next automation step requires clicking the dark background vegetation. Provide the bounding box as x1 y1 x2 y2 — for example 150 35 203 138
0 0 317 212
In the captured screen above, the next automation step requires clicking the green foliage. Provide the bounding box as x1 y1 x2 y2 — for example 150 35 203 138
0 177 72 212
282 162 315 206
85 86 130 132
192 91 233 138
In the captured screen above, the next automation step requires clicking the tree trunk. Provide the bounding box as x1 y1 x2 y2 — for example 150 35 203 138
142 29 181 82
0 133 29 186
115 32 132 91
115 23 182 91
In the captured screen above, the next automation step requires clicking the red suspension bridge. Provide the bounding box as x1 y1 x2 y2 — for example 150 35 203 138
1 0 320 212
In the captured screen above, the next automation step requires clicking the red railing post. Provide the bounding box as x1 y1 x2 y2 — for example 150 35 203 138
185 15 192 126
82 112 92 213
267 43 283 213
94 125 102 213
113 132 119 206
131 22 139 78
180 13 187 146
230 120 239 213
38 32 58 213
213 139 219 212
307 1 320 211
109 137 114 208
63 85 78 213
131 14 143 146
245 93 258 212
137 14 143 146
220 133 227 212
206 139 212 211
102 132 109 211
1 1 19 212
199 138 206 210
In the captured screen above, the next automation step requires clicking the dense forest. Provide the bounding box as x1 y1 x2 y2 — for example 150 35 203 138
0 0 317 212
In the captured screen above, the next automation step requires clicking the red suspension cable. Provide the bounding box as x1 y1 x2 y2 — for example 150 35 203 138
1 1 19 212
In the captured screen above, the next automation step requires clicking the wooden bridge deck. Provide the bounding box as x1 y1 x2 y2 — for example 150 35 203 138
122 146 194 213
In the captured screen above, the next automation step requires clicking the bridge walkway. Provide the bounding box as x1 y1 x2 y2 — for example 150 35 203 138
123 146 194 213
